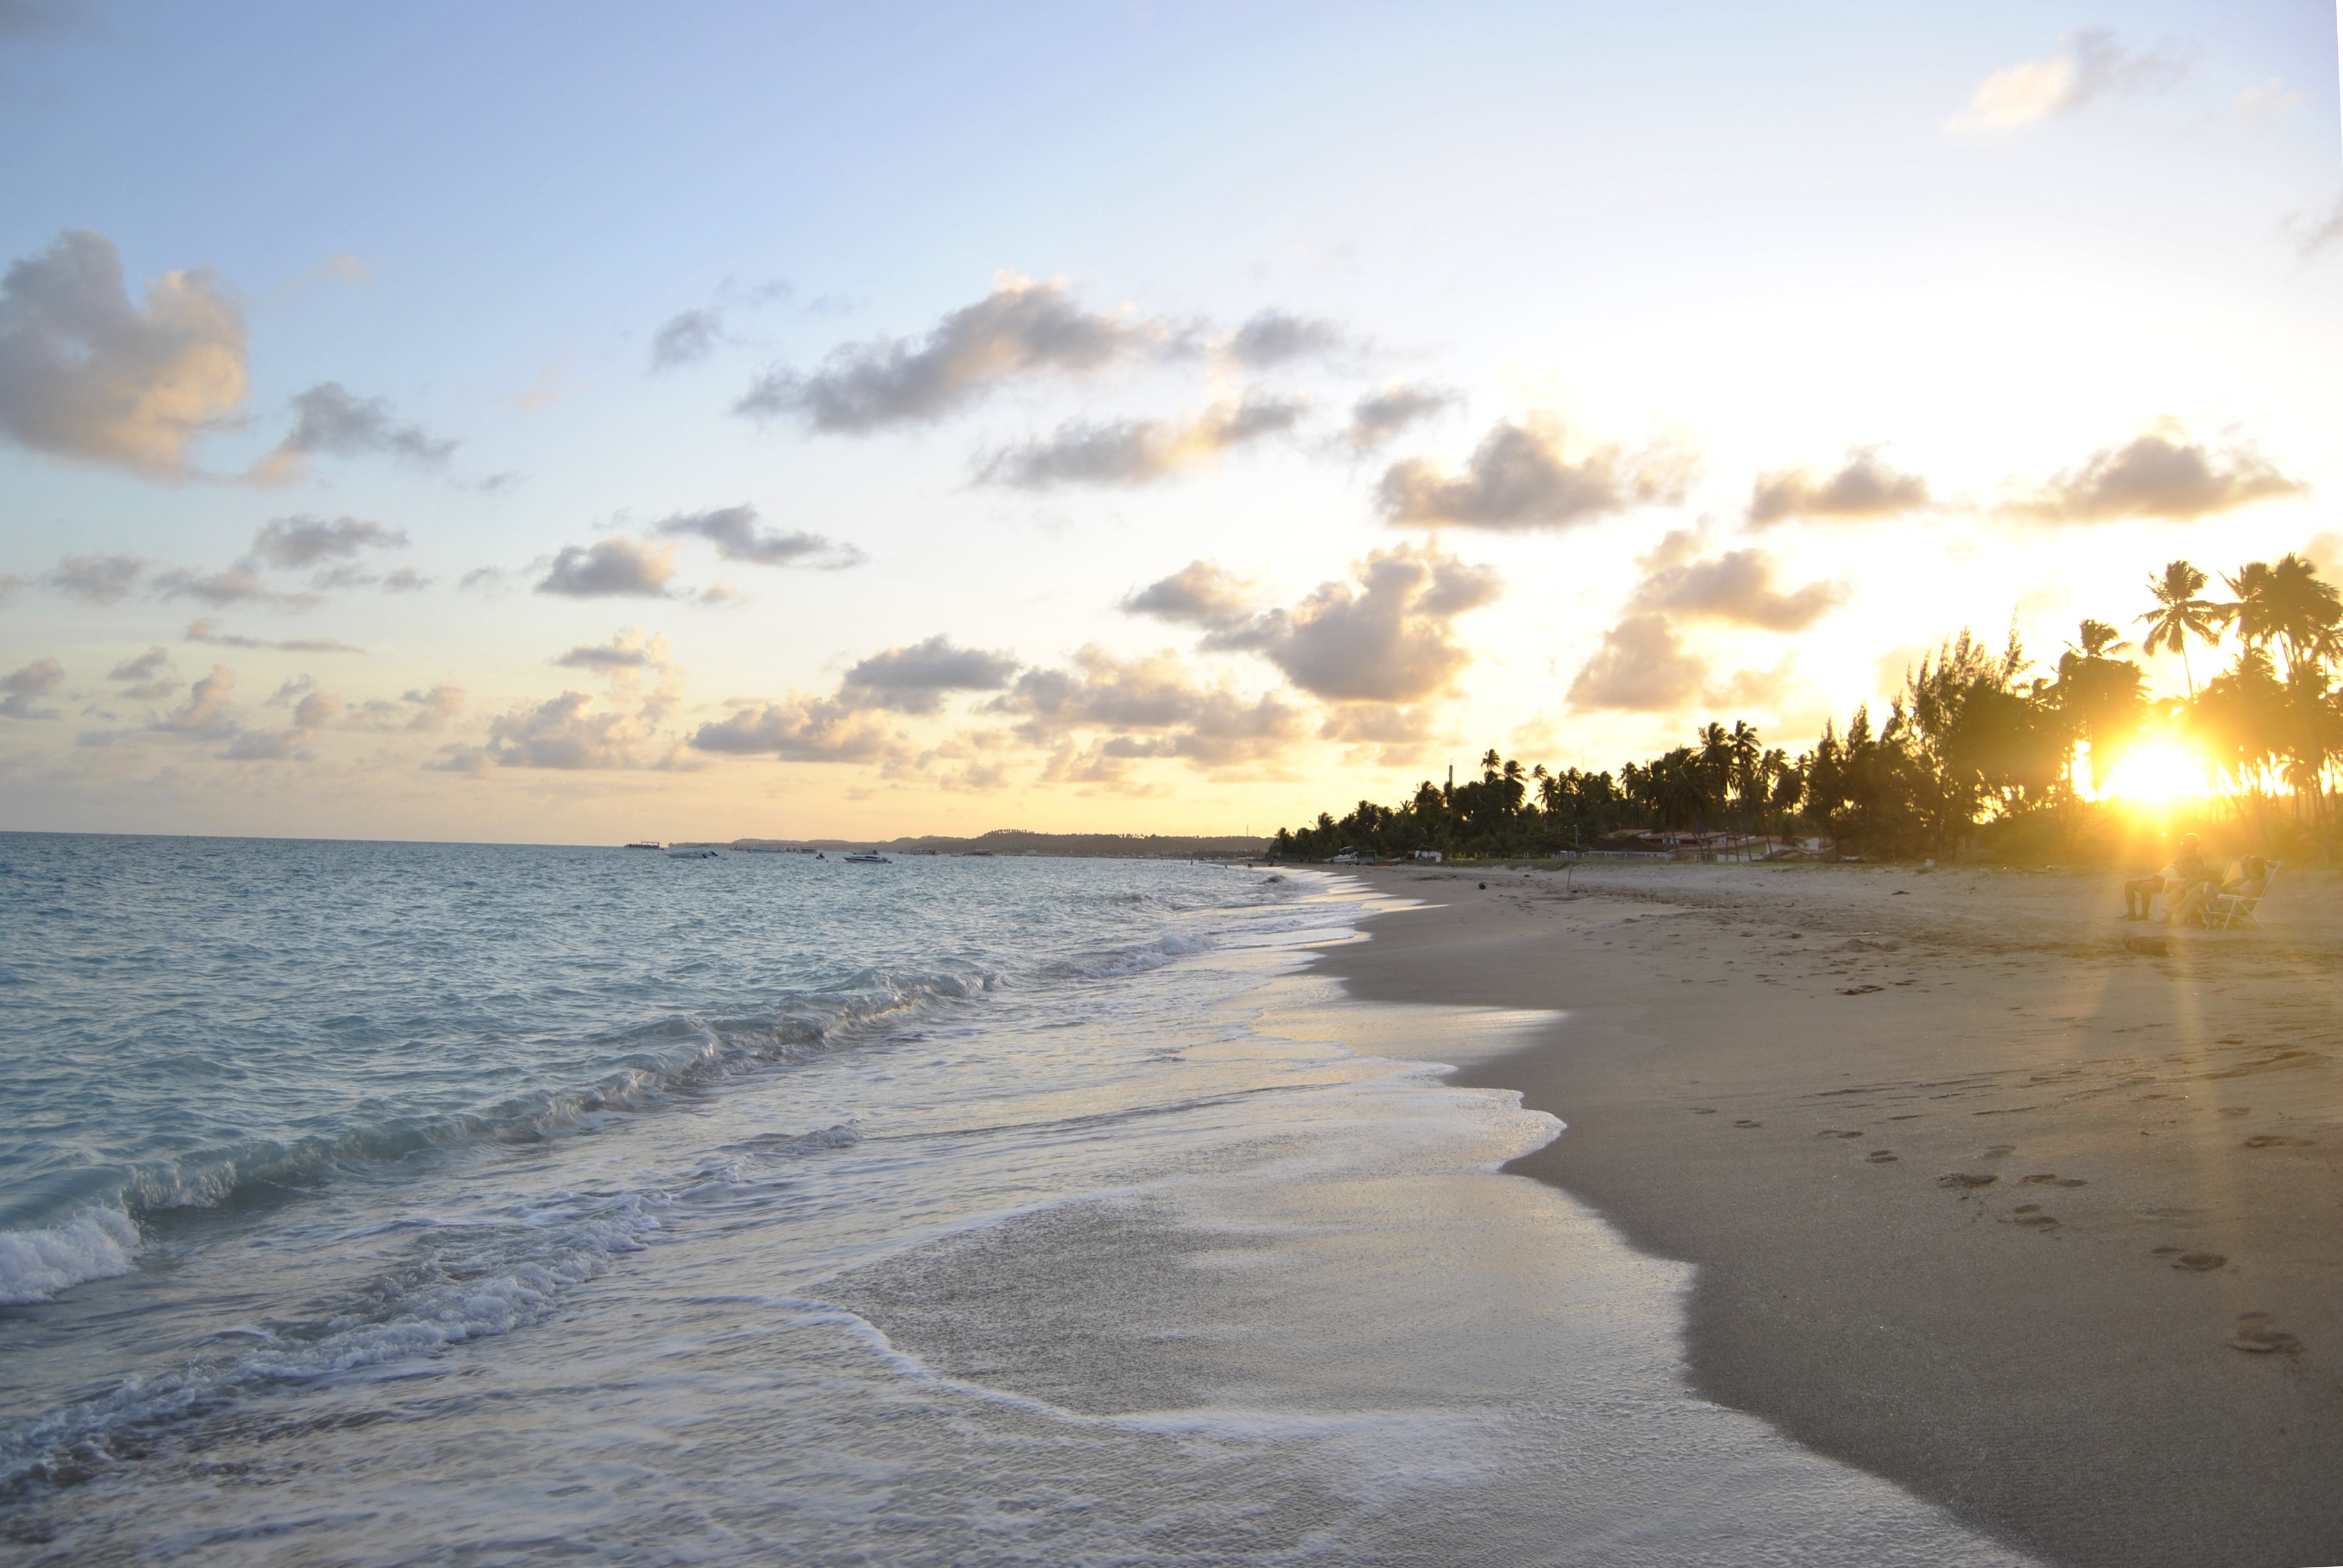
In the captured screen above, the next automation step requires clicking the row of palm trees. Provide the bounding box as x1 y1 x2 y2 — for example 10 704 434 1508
1271 552 2341 864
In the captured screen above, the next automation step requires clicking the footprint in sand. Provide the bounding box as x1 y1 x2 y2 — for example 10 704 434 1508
1938 1172 1997 1189
1814 1130 1865 1139
1981 1145 2015 1158
2219 1106 2251 1118
2242 1135 2312 1149
2172 1253 2227 1272
1838 984 1885 996
1866 1150 1898 1163
2010 1207 2060 1228
1733 1119 1762 1128
2230 1313 2303 1355
1690 1108 1718 1115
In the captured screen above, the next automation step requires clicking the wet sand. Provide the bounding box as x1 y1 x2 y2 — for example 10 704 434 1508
1312 861 2343 1568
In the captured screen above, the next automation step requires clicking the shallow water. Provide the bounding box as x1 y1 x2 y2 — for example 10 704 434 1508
0 834 2036 1564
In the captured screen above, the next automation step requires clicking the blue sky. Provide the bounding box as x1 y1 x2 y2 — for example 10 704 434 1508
1 0 2337 841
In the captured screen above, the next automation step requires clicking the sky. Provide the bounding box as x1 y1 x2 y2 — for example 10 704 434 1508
1 0 2338 844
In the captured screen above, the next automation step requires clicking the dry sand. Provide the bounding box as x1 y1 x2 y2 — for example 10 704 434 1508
1312 860 2343 1568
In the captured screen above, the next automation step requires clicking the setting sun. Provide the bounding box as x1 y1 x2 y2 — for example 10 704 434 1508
2094 739 2212 804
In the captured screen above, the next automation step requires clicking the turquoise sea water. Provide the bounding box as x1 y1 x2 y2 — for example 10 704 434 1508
0 834 2036 1564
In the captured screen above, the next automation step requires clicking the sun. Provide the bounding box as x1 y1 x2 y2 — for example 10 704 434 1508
2095 740 2209 804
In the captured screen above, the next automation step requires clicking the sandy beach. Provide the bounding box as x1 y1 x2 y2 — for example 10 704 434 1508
1313 860 2343 1568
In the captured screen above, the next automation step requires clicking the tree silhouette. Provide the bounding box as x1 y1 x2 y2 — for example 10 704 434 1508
2137 560 2221 697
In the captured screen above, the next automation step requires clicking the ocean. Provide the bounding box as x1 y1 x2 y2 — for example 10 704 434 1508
0 834 2033 1565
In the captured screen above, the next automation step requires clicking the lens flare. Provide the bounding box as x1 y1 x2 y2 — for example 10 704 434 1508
2094 740 2208 803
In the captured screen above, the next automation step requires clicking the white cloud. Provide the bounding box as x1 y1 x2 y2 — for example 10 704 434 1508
1629 535 1847 631
44 552 144 605
2019 426 2303 522
1946 28 2196 134
976 397 1304 489
0 656 64 719
0 229 248 478
1206 542 1501 703
1377 416 1691 530
537 538 678 598
249 515 408 569
246 382 458 484
841 635 1020 714
1747 450 1929 525
1121 560 1259 630
1566 614 1707 713
736 274 1179 432
653 504 863 568
687 693 909 763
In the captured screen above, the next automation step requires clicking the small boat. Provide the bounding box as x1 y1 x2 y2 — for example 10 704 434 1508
842 852 891 864
666 847 721 860
623 841 662 851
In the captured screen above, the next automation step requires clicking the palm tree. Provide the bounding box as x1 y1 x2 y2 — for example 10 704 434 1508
2137 560 2221 697
2262 553 2342 677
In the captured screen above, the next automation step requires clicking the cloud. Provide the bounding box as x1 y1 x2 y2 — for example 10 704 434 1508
218 726 312 762
184 618 363 653
150 663 236 737
977 397 1304 488
248 381 458 483
537 537 678 598
0 572 19 605
1206 542 1501 703
688 694 909 763
393 685 465 731
264 683 464 738
650 308 723 370
0 656 63 719
1567 613 1708 712
1121 560 1259 630
1630 536 1847 631
2019 427 2304 522
154 564 323 611
555 628 671 671
2283 196 2343 260
986 645 1307 771
249 514 408 569
1316 700 1447 767
0 229 248 478
433 689 688 772
108 646 180 701
1747 450 1929 524
1377 416 1690 530
1226 309 1353 367
735 275 1176 432
841 635 1020 714
2229 78 2299 121
290 253 371 292
653 504 864 568
1345 383 1457 451
45 551 144 605
1946 28 2196 133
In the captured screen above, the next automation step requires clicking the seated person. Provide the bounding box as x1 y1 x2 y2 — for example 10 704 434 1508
2174 855 2267 927
2126 834 2208 921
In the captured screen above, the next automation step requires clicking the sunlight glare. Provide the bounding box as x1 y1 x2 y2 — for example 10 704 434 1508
2095 739 2209 804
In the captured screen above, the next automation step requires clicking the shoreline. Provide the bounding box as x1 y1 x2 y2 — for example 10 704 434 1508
1309 861 2342 1568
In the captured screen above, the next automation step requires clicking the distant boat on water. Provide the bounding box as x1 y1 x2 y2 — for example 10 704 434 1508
623 841 662 850
842 852 891 864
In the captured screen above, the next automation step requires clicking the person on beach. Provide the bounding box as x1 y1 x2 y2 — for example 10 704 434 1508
2126 835 2208 922
2171 855 2269 928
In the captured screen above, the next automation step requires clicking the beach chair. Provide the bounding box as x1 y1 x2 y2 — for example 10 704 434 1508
2204 862 2279 931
